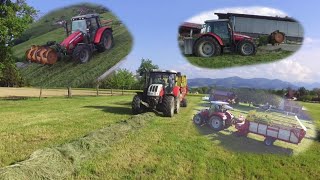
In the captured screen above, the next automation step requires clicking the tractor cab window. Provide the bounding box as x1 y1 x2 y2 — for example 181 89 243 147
149 73 176 93
206 21 231 45
71 19 87 34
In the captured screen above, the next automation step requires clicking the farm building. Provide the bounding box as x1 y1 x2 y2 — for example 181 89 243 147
215 13 303 42
209 90 236 103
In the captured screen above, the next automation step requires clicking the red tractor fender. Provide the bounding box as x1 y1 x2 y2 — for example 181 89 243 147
173 86 181 97
93 26 112 44
198 32 224 46
60 31 84 52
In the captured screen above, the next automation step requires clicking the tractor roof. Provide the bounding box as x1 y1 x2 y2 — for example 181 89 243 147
205 19 229 23
72 13 100 21
150 69 178 74
210 101 229 105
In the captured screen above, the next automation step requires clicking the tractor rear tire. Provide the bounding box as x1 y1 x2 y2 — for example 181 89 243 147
180 98 187 107
194 36 221 57
132 94 145 115
97 29 114 52
237 40 256 56
209 116 225 131
72 45 91 63
162 96 175 117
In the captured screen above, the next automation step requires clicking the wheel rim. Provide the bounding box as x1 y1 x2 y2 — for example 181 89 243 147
79 50 88 63
242 43 253 55
265 138 272 146
194 115 202 124
201 42 215 56
170 99 174 115
211 119 221 129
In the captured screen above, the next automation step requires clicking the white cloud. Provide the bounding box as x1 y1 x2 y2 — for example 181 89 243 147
187 6 288 24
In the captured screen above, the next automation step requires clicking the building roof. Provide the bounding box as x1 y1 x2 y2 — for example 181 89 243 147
204 19 229 23
180 22 202 29
215 13 297 22
213 90 235 97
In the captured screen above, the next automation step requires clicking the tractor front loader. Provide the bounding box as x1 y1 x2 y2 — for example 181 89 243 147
25 13 114 65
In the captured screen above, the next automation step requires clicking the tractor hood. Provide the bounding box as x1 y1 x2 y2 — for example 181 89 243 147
233 33 253 41
60 31 84 50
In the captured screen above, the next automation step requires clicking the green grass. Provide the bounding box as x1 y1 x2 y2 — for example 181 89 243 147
74 97 320 179
1 95 319 178
12 12 132 88
186 50 293 69
0 95 132 167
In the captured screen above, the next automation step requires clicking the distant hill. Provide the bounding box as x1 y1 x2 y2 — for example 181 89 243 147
188 76 300 90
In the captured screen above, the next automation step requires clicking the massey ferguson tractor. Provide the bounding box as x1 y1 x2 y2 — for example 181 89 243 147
132 70 188 117
181 19 256 57
25 13 114 65
193 101 236 131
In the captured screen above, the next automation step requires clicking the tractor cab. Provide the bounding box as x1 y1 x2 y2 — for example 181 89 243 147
210 101 233 113
202 19 233 46
146 70 180 95
71 14 101 41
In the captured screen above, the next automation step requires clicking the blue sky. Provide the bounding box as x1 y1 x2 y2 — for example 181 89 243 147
26 0 320 83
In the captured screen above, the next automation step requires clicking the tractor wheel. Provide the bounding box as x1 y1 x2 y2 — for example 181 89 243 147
162 96 175 117
97 29 114 52
72 45 91 63
209 116 225 131
193 114 203 126
194 36 221 57
132 94 144 115
180 98 188 107
264 137 276 146
174 93 180 114
238 40 256 56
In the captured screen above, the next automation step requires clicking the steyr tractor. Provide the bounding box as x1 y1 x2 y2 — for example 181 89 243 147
193 101 237 131
25 13 114 65
132 70 188 117
183 19 256 57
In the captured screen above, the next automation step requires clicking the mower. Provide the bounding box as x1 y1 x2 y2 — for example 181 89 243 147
182 19 257 57
132 69 188 117
193 101 236 131
25 13 114 65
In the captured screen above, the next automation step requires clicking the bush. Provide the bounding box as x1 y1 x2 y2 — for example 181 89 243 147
298 95 313 102
257 35 269 46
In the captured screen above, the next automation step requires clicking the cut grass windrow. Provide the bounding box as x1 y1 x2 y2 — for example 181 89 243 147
0 113 154 179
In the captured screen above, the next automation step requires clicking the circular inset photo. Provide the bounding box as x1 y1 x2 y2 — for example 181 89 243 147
178 7 304 69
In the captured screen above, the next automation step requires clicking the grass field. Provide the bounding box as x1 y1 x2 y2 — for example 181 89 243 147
186 50 293 69
12 12 132 88
0 94 319 179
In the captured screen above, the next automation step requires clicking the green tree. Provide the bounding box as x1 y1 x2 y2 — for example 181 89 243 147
313 88 320 98
103 69 136 89
0 0 36 86
136 58 159 75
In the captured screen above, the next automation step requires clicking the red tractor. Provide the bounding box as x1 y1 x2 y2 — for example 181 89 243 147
182 19 256 57
193 101 236 131
26 13 114 65
132 70 188 117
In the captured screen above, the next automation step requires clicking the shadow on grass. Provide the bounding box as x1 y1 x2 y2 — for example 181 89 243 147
194 123 293 156
83 105 132 115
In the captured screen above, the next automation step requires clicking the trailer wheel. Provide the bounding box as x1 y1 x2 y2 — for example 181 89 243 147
209 116 224 131
180 98 187 107
238 40 256 56
97 29 114 52
264 137 275 146
163 96 175 117
72 45 91 63
174 93 180 114
194 36 221 57
193 114 203 125
132 94 144 115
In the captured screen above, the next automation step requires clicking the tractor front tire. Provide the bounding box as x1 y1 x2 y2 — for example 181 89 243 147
97 29 114 52
209 116 225 131
162 96 175 117
264 137 276 146
193 114 203 126
132 95 144 115
238 40 256 56
194 36 221 57
72 45 91 63
180 98 187 107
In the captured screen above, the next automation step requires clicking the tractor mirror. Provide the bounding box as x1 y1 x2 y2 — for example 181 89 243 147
177 72 181 76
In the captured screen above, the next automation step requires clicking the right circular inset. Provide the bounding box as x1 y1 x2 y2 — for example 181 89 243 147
178 7 304 69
